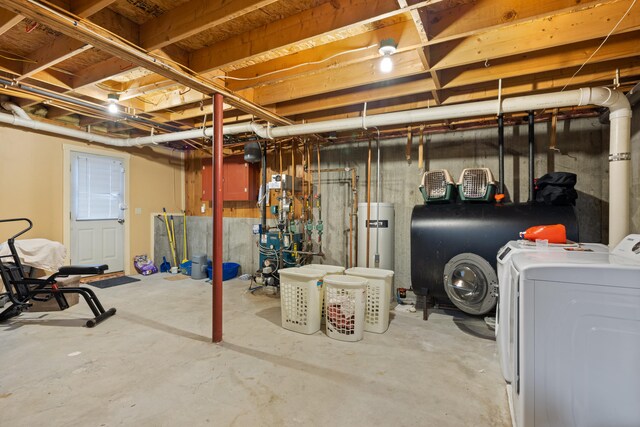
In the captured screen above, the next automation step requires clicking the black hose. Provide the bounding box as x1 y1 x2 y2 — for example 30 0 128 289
498 114 504 195
261 141 267 230
528 111 535 202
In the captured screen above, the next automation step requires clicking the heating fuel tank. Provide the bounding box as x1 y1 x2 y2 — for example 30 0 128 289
410 203 578 314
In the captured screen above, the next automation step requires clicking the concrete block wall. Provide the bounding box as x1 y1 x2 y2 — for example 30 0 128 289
153 216 259 276
154 116 624 289
317 117 607 289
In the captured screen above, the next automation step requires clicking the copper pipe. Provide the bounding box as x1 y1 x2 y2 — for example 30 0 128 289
316 143 321 201
350 167 357 268
418 125 425 171
366 137 372 268
306 143 312 243
291 140 296 221
212 93 224 343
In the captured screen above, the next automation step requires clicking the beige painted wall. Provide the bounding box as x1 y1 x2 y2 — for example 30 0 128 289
0 125 183 273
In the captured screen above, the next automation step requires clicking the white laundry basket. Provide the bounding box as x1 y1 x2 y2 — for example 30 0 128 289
345 267 394 333
300 264 345 275
279 267 324 334
300 264 345 323
324 274 367 342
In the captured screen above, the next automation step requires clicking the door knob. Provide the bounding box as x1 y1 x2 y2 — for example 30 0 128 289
118 219 125 224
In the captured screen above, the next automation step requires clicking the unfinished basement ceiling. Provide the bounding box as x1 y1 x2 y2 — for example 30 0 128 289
0 0 637 143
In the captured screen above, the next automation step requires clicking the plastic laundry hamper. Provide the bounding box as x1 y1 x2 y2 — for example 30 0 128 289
345 267 394 333
300 264 345 275
279 267 325 334
324 274 367 342
300 264 345 323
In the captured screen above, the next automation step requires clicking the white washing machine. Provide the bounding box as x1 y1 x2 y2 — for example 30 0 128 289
495 240 608 383
507 234 640 427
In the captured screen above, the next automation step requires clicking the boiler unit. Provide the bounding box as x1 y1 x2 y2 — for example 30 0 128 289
259 230 304 272
410 203 579 315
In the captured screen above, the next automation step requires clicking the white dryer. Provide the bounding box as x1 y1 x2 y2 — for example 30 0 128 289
495 240 607 383
507 234 640 427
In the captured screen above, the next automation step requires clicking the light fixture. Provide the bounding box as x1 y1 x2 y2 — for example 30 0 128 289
378 38 397 73
107 93 119 114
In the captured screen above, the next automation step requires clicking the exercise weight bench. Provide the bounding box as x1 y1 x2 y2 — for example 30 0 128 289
0 218 116 327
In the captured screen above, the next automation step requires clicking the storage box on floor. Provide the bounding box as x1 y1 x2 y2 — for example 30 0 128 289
30 275 81 312
345 267 394 333
279 267 325 334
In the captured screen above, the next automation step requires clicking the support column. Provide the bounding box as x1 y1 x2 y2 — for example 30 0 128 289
212 93 224 343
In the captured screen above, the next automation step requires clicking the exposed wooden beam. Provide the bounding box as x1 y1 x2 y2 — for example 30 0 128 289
168 102 235 122
254 49 429 105
71 57 136 88
18 39 91 81
130 87 205 113
190 0 401 73
274 74 433 116
293 92 432 123
17 6 138 84
140 0 278 50
0 8 22 35
0 0 290 124
397 0 441 103
430 0 640 70
426 0 604 44
72 0 118 18
441 57 640 104
440 33 640 89
226 19 421 91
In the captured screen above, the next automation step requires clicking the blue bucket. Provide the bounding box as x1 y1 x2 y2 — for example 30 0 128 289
207 262 240 281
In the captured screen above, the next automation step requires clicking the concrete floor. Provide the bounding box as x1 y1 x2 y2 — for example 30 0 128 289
0 274 511 426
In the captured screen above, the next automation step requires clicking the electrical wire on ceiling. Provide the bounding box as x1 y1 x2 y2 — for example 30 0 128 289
215 44 378 81
0 51 75 76
0 52 37 63
561 0 637 91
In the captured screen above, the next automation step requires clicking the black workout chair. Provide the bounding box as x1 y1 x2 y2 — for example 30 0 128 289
0 218 116 327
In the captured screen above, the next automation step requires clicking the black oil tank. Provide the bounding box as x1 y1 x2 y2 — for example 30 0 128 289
410 203 579 308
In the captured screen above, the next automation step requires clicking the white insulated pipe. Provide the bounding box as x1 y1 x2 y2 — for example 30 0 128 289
1 102 32 121
0 87 631 244
0 110 254 146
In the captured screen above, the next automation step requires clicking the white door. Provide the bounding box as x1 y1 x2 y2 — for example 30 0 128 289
70 152 125 272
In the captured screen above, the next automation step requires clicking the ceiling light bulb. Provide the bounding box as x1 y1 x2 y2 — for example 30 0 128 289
107 102 118 114
380 56 393 73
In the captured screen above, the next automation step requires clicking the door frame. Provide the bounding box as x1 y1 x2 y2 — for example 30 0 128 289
63 144 131 274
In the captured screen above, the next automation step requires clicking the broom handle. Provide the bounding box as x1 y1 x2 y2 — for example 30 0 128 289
163 208 177 267
183 211 188 261
170 215 178 266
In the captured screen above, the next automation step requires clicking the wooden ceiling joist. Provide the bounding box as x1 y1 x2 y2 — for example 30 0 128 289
426 0 605 44
274 74 433 116
189 0 401 73
440 34 640 89
140 0 279 51
72 0 118 19
225 18 421 90
430 0 640 70
254 49 430 105
0 0 292 125
0 8 21 35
